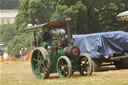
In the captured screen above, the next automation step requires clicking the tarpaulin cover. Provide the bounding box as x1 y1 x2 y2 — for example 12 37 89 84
73 31 128 59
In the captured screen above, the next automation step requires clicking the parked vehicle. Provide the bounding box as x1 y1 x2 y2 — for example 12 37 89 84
73 31 128 70
0 49 3 56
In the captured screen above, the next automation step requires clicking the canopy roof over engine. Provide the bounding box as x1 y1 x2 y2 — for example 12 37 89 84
117 11 128 21
25 22 66 32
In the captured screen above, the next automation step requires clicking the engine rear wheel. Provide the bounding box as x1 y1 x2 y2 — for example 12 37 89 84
126 58 128 68
92 60 101 72
79 54 93 76
31 47 50 79
57 56 72 78
114 58 128 69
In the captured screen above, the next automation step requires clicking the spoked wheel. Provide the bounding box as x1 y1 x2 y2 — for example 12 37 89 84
57 56 72 78
31 47 50 79
79 54 93 76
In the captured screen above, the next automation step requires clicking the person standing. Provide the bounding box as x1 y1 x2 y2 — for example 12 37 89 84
19 48 24 61
0 54 2 62
0 49 3 62
24 48 28 61
3 52 8 64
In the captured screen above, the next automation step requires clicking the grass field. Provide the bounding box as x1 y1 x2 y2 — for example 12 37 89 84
0 61 128 85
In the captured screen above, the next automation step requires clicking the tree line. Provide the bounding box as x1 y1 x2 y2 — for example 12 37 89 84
0 0 128 56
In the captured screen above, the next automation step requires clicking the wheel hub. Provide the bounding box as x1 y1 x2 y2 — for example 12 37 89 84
61 66 65 71
38 60 42 64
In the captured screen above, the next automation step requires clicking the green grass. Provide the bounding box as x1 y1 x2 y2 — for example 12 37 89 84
0 62 128 85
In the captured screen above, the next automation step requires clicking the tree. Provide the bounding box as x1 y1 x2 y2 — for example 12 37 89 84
51 0 128 33
81 0 128 32
7 0 58 55
7 33 32 56
0 24 16 42
14 0 57 32
51 0 87 34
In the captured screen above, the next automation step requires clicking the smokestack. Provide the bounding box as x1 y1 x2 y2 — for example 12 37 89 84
65 18 73 46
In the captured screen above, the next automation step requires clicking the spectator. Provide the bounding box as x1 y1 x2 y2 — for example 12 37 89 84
3 52 8 64
19 48 24 61
24 48 28 61
0 55 2 62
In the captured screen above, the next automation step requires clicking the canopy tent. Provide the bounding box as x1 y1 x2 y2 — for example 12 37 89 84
117 11 128 21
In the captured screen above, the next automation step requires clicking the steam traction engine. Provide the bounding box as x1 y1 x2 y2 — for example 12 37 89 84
25 18 93 79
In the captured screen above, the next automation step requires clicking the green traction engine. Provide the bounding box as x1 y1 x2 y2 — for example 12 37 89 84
25 18 94 79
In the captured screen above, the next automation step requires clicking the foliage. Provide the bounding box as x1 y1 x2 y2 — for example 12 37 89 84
51 0 128 33
82 0 128 33
7 0 57 55
0 24 16 42
51 0 87 33
7 33 32 56
14 0 57 32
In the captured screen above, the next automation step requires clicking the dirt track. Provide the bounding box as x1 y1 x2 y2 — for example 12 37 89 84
0 62 128 85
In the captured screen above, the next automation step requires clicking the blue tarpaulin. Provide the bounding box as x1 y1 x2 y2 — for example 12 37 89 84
73 31 128 59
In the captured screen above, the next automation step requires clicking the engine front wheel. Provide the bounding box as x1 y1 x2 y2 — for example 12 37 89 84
57 56 72 78
31 47 50 79
79 54 94 76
